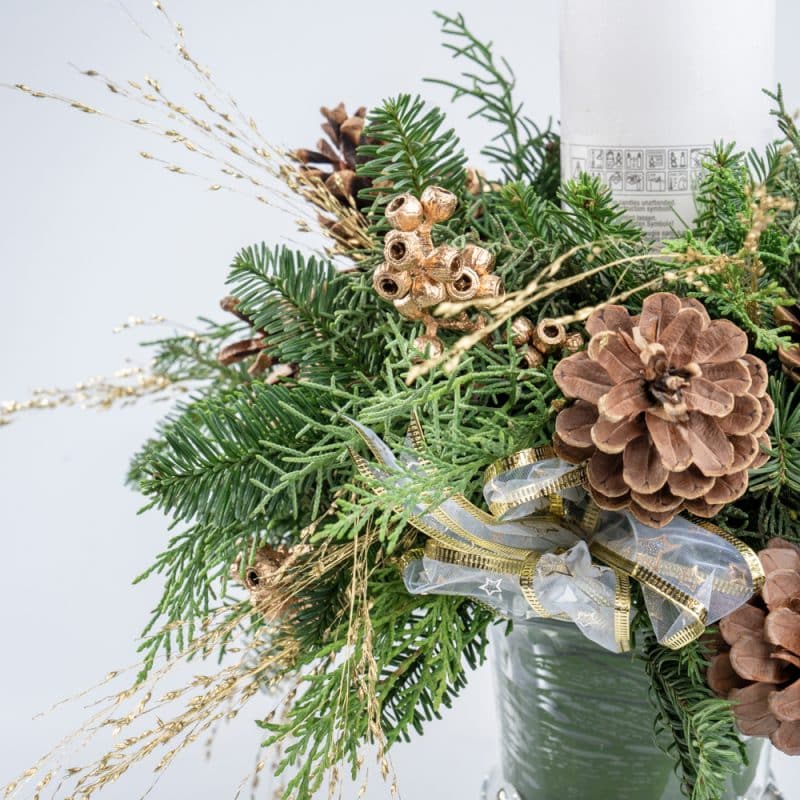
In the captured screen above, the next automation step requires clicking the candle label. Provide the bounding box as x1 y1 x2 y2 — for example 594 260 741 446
564 141 711 242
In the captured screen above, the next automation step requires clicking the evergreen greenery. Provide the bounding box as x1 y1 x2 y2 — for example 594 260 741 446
642 629 747 800
118 14 800 800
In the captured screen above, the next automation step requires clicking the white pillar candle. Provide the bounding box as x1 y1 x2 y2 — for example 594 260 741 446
560 0 776 241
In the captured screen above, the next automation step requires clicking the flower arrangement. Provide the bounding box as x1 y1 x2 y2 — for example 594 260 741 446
4 9 800 800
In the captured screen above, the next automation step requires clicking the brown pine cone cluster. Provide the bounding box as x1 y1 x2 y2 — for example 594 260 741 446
293 103 371 212
708 539 800 754
553 293 773 527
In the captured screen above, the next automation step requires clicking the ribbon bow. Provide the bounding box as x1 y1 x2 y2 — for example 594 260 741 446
349 416 764 653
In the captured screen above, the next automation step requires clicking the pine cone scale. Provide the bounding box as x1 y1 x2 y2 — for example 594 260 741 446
590 414 644 453
769 677 800 722
729 683 780 736
622 436 669 494
667 466 714 499
586 451 628 497
683 377 733 417
763 569 800 607
772 720 800 755
554 400 597 448
597 378 650 421
730 637 787 683
694 320 748 364
708 652 747 695
765 607 800 654
645 413 693 472
730 435 759 471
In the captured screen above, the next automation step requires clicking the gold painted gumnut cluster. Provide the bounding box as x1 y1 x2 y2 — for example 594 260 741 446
372 186 502 356
553 293 773 528
510 316 584 368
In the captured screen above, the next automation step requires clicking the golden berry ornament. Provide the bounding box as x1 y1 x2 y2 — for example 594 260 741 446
553 293 773 527
373 186 502 354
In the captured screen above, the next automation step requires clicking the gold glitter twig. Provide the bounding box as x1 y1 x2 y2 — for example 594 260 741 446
0 366 180 427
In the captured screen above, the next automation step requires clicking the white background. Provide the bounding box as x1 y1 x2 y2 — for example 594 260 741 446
2 2 800 798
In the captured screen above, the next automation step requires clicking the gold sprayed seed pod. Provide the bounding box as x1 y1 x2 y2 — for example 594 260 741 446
460 244 495 275
413 334 444 358
522 345 544 368
394 293 426 321
532 319 566 353
384 230 423 271
476 273 504 299
511 317 536 346
563 331 584 354
411 275 447 308
420 185 458 223
446 266 481 301
385 193 425 231
373 263 411 302
426 245 462 281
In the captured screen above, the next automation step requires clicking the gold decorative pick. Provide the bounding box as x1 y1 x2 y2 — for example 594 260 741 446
373 186 499 354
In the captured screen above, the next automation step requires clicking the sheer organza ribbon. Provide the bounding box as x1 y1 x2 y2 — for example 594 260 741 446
348 416 764 653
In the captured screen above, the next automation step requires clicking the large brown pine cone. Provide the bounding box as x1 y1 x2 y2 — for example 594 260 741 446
553 293 773 527
708 539 800 755
293 102 372 212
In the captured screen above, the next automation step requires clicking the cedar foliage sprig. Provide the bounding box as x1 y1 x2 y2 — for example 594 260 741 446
262 563 492 797
429 11 560 197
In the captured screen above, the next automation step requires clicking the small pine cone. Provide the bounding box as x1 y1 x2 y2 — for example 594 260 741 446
776 305 800 382
293 102 372 212
219 295 288 378
218 337 266 366
708 539 800 754
464 167 502 198
552 293 773 527
232 545 292 619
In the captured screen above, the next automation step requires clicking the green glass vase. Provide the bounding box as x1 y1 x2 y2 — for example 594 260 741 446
488 620 777 800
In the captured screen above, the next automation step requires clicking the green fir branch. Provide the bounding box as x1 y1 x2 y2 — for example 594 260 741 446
225 243 389 380
642 630 746 800
748 376 800 541
357 94 468 233
138 383 343 531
